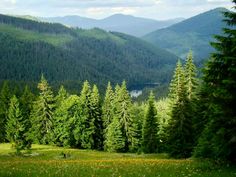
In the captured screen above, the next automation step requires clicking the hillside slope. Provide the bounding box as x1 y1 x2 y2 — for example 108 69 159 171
143 8 227 62
0 14 178 91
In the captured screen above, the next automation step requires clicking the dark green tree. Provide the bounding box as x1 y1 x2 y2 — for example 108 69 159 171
194 2 236 162
79 80 95 149
115 81 137 151
91 85 103 150
184 51 198 100
0 81 11 142
102 82 114 136
30 75 55 144
142 91 159 153
6 95 31 153
19 85 35 148
167 60 194 158
54 95 81 147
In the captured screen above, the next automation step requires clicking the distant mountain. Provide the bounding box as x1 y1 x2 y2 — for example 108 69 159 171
40 14 184 37
0 14 178 92
143 8 228 62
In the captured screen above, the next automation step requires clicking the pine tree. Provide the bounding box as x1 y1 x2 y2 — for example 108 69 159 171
6 95 31 153
115 81 137 151
19 85 34 148
142 91 159 153
168 60 185 103
102 82 114 136
91 85 103 150
79 81 95 149
54 95 80 147
194 2 236 162
184 51 198 100
0 81 11 142
30 75 55 144
105 116 125 152
55 85 68 107
167 61 193 158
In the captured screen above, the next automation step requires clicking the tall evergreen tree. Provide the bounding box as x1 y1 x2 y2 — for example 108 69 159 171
184 51 198 100
115 81 137 151
105 116 125 152
30 75 55 144
0 81 11 142
168 60 185 102
91 85 103 150
54 95 81 147
194 2 236 162
6 95 31 153
142 91 159 153
102 82 114 136
55 85 68 107
167 60 194 158
19 85 34 148
79 81 95 149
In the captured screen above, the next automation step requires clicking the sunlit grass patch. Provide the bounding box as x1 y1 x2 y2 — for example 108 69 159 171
0 143 235 177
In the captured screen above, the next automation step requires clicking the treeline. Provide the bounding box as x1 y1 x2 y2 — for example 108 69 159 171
0 14 76 35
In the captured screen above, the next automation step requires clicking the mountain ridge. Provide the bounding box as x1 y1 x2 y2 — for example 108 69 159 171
143 7 228 61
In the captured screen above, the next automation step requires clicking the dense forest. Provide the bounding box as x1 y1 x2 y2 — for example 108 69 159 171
0 0 235 165
0 13 178 93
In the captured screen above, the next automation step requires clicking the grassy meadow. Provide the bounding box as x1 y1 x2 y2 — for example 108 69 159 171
0 144 235 177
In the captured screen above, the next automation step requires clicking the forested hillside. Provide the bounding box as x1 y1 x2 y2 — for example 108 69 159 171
0 14 178 92
143 8 227 62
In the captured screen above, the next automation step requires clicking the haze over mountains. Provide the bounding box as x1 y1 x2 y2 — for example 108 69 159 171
143 7 227 62
40 14 184 37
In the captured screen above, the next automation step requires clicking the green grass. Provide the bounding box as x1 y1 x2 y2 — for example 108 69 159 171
0 143 235 177
0 24 73 46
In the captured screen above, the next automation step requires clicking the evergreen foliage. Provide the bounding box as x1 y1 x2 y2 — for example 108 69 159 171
30 75 55 144
104 116 125 152
102 82 114 132
91 85 103 150
142 91 159 153
167 60 194 158
0 81 11 142
54 95 81 147
6 95 31 153
115 81 138 151
194 2 236 162
79 81 95 149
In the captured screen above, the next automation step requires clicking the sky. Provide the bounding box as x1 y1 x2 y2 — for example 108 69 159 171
0 0 234 20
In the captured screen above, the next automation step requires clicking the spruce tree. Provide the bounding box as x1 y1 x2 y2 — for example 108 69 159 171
168 60 185 103
142 91 159 153
194 2 236 162
115 81 137 151
55 85 68 108
102 82 114 135
184 51 198 100
79 81 95 149
30 75 55 144
54 95 80 147
6 95 31 153
0 81 11 142
167 61 193 158
105 116 125 152
19 85 34 148
91 85 103 150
